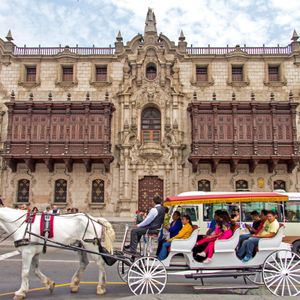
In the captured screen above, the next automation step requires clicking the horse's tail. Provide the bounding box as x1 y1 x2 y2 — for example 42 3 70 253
96 217 115 254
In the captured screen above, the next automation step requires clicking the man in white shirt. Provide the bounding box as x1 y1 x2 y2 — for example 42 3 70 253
124 195 165 255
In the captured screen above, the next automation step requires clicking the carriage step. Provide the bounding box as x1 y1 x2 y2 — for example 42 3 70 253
193 284 258 291
186 271 255 279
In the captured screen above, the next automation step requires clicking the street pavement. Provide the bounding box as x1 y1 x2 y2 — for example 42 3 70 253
0 245 287 300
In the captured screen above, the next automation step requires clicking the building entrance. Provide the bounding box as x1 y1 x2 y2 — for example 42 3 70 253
138 176 164 211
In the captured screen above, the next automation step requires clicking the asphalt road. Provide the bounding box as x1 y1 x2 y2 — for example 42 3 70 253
0 246 273 300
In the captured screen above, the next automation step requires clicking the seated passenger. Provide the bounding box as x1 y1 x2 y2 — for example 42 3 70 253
245 210 263 234
156 211 182 255
158 215 193 260
237 211 279 262
195 220 232 263
236 209 268 251
206 210 223 236
230 208 240 231
193 211 230 258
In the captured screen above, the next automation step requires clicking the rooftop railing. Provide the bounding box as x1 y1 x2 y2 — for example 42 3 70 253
187 45 292 55
13 46 115 56
12 45 292 56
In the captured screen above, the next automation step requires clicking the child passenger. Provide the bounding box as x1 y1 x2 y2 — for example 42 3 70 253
194 220 232 263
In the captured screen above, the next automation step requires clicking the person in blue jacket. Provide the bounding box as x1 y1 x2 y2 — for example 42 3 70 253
206 210 223 235
156 210 182 255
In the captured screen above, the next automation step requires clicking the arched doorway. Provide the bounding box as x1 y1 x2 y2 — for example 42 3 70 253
138 176 163 211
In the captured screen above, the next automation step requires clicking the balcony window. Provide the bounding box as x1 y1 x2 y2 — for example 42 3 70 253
196 66 208 82
232 66 243 81
96 66 107 82
268 66 280 82
62 67 73 82
26 67 36 82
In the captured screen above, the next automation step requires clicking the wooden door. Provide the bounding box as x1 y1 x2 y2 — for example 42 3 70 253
138 176 163 211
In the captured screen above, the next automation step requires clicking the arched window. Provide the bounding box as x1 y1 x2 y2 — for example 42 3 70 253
198 180 211 191
92 179 105 203
235 180 249 191
54 179 67 203
17 179 30 202
274 180 286 191
141 107 161 142
146 63 157 80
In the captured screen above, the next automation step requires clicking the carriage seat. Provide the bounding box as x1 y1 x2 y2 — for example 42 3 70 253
170 229 199 253
145 229 160 237
214 228 242 253
258 225 284 251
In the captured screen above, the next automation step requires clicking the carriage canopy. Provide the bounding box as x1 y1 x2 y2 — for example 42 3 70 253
164 192 288 206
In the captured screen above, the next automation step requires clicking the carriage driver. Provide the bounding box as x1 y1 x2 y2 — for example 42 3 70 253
124 195 165 255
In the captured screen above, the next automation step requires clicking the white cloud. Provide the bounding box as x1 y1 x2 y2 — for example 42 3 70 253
0 0 299 47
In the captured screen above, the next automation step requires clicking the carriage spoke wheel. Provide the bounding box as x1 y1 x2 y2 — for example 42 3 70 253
246 270 264 285
263 250 300 296
117 260 130 282
127 256 167 295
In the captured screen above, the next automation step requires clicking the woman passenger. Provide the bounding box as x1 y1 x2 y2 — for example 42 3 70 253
158 215 193 260
156 211 182 255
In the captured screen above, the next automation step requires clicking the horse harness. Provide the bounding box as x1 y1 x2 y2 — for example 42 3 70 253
11 213 115 265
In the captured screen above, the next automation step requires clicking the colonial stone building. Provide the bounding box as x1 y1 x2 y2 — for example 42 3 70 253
0 9 300 217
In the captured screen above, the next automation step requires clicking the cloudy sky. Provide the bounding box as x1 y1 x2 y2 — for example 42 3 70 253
0 0 299 48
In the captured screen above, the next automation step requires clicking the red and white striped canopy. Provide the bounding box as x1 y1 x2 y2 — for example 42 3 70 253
164 192 288 206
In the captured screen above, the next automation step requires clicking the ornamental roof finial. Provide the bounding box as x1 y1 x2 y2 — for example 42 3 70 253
291 29 299 42
116 30 123 42
179 30 185 42
6 29 13 42
144 8 157 34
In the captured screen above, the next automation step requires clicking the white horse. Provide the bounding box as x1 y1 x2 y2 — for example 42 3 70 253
0 207 115 300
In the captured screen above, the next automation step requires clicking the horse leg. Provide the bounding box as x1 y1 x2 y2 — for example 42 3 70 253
31 254 55 293
14 249 35 300
93 254 106 295
70 250 89 293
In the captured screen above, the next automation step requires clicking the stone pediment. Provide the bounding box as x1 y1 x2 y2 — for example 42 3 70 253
56 46 78 60
226 45 248 60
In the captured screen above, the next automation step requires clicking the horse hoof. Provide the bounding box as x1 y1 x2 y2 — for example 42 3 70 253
70 286 79 293
49 282 55 294
13 295 24 300
96 287 106 295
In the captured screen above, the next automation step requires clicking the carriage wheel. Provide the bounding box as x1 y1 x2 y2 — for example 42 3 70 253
127 256 167 295
245 270 264 285
262 250 300 296
117 260 130 282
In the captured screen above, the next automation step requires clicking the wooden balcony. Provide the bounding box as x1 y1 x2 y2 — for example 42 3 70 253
188 101 300 173
3 101 115 172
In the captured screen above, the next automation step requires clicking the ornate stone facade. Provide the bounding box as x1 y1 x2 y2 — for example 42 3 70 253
0 10 300 217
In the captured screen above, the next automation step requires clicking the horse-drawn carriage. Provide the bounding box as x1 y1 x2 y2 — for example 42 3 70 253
118 192 300 297
0 191 299 299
